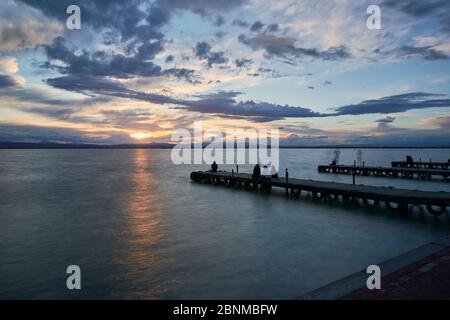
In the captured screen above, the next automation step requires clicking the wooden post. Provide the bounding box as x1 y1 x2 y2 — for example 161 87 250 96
363 161 365 167
399 201 409 216
236 165 239 174
352 170 355 185
232 169 234 177
354 160 356 166
285 168 289 196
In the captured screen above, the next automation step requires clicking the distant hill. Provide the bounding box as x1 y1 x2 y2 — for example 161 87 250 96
1 141 449 149
0 142 175 149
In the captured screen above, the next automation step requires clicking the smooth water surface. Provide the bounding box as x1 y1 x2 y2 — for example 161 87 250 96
1 148 449 299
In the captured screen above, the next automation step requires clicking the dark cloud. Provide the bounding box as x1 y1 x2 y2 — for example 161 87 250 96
20 0 247 31
6 87 109 106
164 68 198 83
42 37 197 82
376 116 396 130
43 74 450 122
258 67 271 73
160 0 247 13
324 80 332 85
176 91 323 121
45 75 179 105
382 0 450 17
232 19 249 28
334 92 450 115
238 34 351 61
18 1 216 84
194 41 228 67
265 23 279 33
235 58 253 68
22 106 81 122
20 0 245 42
0 74 22 89
42 37 161 78
214 31 226 39
382 0 450 34
19 0 163 42
165 55 175 63
250 21 264 32
394 45 448 60
195 41 212 58
214 15 225 26
307 86 315 90
376 116 396 123
45 76 322 122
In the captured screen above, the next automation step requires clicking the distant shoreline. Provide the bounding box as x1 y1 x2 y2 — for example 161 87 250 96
1 142 450 149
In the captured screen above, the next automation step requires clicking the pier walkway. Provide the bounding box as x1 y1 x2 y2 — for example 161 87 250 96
190 171 450 216
317 164 450 181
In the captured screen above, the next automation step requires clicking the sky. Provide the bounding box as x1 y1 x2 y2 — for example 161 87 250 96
0 0 450 146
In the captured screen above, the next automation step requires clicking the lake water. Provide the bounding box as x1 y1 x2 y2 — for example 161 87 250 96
0 148 449 299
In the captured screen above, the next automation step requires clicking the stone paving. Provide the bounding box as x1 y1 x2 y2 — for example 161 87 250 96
343 247 450 300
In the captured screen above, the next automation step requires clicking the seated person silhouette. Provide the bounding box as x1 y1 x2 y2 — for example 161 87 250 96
252 164 261 179
406 155 413 164
261 165 272 180
271 165 278 179
211 161 218 172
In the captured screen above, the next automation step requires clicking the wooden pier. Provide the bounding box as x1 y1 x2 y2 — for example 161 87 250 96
391 161 449 170
317 164 450 181
190 171 450 216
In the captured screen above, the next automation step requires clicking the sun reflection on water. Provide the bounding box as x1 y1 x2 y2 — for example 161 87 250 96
118 149 169 299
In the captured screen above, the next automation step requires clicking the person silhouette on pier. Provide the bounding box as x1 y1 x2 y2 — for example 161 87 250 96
406 155 413 164
271 165 279 179
252 164 261 178
211 161 218 172
262 165 272 180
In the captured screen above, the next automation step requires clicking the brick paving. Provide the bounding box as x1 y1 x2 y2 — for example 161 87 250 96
343 247 450 300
